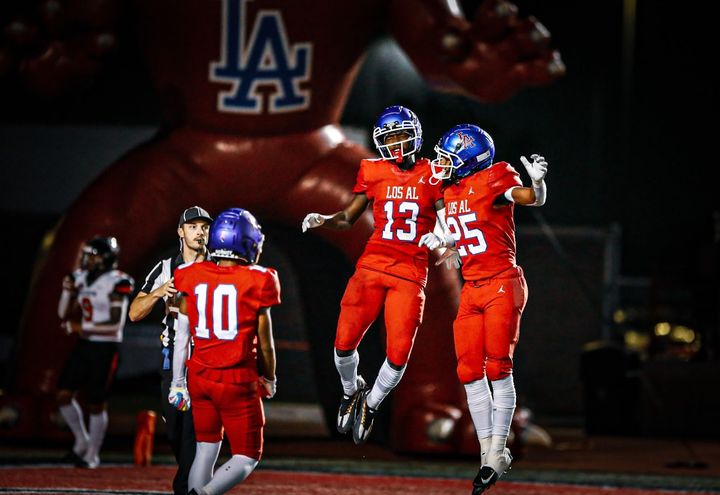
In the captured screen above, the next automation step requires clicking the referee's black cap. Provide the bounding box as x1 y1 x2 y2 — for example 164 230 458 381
178 206 213 227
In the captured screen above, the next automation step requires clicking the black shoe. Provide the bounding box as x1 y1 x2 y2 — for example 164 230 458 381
188 490 199 495
472 448 512 494
471 466 498 494
337 376 366 434
352 389 377 445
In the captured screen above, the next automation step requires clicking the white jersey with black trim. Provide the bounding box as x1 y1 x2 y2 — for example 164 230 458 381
74 269 134 343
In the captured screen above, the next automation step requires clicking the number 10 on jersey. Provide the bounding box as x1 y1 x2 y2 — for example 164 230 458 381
194 284 239 340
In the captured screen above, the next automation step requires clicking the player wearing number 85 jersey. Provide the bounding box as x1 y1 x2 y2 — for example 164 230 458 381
424 124 548 495
302 106 446 445
171 208 280 495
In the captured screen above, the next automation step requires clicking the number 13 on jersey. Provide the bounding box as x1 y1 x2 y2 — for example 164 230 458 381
381 201 420 241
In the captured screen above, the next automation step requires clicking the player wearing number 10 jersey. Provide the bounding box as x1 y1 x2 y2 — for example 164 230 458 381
302 106 445 445
426 124 548 495
171 208 280 495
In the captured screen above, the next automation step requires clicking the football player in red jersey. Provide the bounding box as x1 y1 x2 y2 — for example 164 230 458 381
169 208 279 495
56 236 135 469
302 106 450 444
420 124 548 494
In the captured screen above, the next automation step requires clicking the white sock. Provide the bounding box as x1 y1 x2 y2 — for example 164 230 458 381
189 441 222 492
464 377 493 465
367 359 406 410
85 410 108 461
202 454 258 495
490 375 516 441
334 349 360 395
59 400 89 455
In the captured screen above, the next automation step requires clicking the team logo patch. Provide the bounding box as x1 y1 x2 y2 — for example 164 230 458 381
210 0 313 114
455 132 476 152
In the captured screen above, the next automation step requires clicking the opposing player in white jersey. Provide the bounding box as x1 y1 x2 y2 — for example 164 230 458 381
56 236 134 468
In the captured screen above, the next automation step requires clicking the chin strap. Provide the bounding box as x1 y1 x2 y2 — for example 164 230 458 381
394 148 403 163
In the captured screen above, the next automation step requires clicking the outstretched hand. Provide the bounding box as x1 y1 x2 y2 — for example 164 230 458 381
520 154 548 182
301 213 331 232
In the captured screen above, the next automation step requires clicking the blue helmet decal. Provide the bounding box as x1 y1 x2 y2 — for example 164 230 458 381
431 124 495 181
372 105 423 160
208 208 265 263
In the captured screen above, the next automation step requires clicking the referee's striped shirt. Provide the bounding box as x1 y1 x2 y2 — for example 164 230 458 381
141 253 184 369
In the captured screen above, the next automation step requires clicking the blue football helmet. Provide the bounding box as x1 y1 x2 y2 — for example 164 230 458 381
372 105 423 160
208 208 265 264
431 124 495 181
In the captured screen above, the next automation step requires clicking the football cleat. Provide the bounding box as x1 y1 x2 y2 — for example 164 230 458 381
337 376 366 434
80 454 100 469
352 389 377 445
471 448 513 494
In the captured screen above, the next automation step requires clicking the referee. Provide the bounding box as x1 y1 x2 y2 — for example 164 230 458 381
129 206 212 495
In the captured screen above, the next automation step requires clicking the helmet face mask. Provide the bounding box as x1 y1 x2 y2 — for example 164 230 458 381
208 208 265 264
430 145 463 181
430 124 495 182
372 105 423 161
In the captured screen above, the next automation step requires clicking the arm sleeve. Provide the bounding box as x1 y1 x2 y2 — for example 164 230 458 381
171 313 190 388
260 269 282 307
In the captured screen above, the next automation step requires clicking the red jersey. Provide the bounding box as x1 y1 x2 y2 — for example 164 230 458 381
174 261 281 383
443 162 523 281
353 158 443 286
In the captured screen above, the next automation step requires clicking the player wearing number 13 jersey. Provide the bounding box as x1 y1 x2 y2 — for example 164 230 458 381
302 106 445 445
171 208 279 495
427 124 549 495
